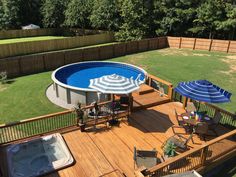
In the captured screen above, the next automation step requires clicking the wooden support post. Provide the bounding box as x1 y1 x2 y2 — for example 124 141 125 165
227 41 231 53
200 146 209 165
148 77 152 86
183 96 188 109
179 37 182 49
193 38 197 50
209 39 213 51
168 86 173 101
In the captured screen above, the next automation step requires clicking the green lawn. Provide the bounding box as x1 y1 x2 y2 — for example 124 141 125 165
0 48 235 123
0 36 68 45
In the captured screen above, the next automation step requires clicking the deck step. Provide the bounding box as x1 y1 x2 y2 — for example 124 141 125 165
133 91 170 110
137 84 155 95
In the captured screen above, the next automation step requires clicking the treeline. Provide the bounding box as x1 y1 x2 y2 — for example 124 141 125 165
0 0 236 41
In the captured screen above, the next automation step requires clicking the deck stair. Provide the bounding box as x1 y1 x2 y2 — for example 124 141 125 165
137 84 155 95
132 84 170 110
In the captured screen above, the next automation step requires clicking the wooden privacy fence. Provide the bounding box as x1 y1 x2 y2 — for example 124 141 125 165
0 28 57 39
0 32 114 58
138 129 236 177
0 37 168 78
167 36 236 53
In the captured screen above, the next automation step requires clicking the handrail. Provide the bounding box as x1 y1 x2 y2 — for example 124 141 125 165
0 100 112 129
147 74 173 100
148 74 173 86
146 129 236 175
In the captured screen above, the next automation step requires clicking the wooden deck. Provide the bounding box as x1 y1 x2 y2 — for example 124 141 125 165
132 84 170 110
39 102 231 177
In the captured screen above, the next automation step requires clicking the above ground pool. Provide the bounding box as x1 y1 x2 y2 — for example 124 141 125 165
48 61 147 108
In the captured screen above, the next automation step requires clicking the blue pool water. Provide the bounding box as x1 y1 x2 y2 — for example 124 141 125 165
54 62 146 89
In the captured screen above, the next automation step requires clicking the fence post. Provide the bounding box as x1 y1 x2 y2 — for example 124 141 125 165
193 38 197 50
179 37 182 48
200 146 209 165
227 41 231 53
209 39 213 51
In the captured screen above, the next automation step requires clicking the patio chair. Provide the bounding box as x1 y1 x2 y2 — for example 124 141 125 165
134 147 160 169
162 132 194 151
206 111 222 136
172 109 191 134
185 102 197 113
194 122 209 141
119 96 129 111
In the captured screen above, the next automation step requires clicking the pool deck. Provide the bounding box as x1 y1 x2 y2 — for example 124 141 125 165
39 102 231 177
0 85 234 177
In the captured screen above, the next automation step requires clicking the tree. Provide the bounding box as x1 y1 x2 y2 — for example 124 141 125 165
115 0 152 41
90 0 120 31
64 0 93 29
20 0 42 26
41 0 66 28
153 0 200 37
0 1 4 29
193 0 226 39
215 3 236 39
1 0 21 29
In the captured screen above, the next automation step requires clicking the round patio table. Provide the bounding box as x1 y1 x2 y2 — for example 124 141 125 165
180 112 199 126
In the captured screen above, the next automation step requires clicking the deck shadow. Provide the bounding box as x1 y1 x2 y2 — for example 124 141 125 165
129 108 174 133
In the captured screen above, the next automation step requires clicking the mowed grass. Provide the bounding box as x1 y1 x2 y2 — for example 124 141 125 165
0 48 235 123
0 36 68 45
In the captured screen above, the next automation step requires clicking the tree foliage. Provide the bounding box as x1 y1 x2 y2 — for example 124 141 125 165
64 0 93 29
115 0 151 41
90 0 120 31
41 0 66 28
1 0 21 29
0 0 235 40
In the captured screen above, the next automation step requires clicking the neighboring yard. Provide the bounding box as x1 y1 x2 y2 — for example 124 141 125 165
0 36 67 44
0 48 235 123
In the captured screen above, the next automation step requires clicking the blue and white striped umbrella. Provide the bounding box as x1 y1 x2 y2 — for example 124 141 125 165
89 74 141 94
174 80 231 103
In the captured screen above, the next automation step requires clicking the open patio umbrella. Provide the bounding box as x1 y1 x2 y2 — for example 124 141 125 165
89 74 141 94
174 80 232 103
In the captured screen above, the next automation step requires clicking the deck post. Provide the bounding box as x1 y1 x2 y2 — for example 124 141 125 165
168 85 173 100
200 146 209 165
183 96 188 109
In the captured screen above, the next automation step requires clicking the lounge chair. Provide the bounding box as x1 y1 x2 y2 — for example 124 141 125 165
172 109 191 134
134 147 160 169
162 133 194 151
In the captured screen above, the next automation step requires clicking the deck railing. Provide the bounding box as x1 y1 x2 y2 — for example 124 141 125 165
0 100 128 145
146 74 173 100
141 129 236 177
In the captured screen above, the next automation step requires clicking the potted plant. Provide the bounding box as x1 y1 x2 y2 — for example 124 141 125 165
74 103 85 132
163 141 177 159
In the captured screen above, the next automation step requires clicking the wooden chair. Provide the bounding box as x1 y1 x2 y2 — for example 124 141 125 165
172 109 191 134
206 111 222 136
119 96 129 111
133 147 160 169
194 122 209 141
162 133 194 151
186 102 197 113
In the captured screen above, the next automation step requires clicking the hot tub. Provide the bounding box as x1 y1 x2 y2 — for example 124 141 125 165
48 61 147 107
6 133 74 177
